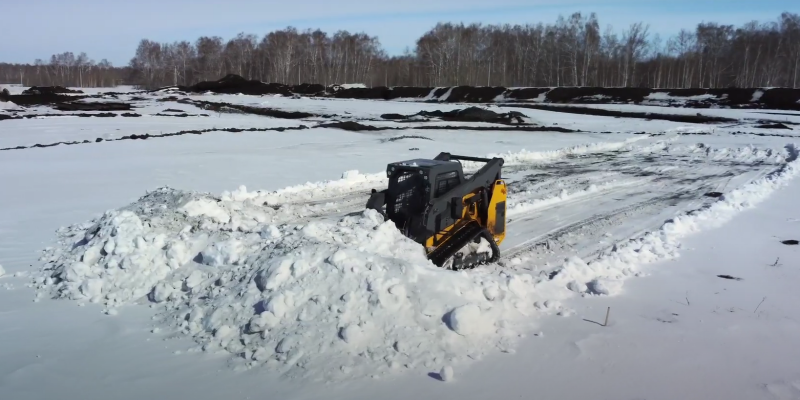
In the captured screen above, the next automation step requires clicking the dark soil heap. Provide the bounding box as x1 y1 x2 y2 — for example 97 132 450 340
168 74 800 110
178 74 325 96
383 107 528 124
21 86 84 95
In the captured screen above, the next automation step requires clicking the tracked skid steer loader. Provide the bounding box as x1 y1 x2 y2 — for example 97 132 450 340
366 152 506 270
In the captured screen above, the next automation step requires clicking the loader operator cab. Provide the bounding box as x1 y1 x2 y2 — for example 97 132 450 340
365 151 506 269
382 158 465 233
366 152 504 246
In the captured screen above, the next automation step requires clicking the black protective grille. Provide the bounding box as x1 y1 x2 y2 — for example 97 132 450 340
387 171 425 220
394 187 417 214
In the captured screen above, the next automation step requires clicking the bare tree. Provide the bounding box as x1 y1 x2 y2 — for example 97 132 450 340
4 11 800 89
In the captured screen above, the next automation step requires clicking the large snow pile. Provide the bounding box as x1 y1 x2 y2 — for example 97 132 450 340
34 184 546 381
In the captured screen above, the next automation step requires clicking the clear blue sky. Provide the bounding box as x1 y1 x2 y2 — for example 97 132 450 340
2 0 795 66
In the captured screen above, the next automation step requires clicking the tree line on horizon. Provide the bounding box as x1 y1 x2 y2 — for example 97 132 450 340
1 11 798 90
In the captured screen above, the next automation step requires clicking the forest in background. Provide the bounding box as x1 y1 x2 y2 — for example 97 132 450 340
0 11 798 89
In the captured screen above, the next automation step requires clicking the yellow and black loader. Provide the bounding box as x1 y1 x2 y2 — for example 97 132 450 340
366 152 506 270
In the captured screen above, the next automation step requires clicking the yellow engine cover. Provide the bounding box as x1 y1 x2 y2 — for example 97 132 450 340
424 179 507 252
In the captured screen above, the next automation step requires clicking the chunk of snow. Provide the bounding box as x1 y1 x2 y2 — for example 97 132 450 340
180 198 230 224
447 304 489 336
200 239 244 266
0 264 5 278
439 365 454 382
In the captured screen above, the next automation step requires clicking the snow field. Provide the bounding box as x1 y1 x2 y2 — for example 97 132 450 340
31 136 800 384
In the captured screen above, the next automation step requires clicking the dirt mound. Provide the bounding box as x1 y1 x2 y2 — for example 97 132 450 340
415 125 577 133
292 83 326 95
444 86 508 102
331 86 392 99
22 86 83 95
326 84 800 110
181 74 294 96
755 122 792 129
383 106 528 124
389 87 436 99
177 75 800 110
504 88 551 101
544 87 652 103
317 121 386 131
53 102 132 112
179 98 320 119
181 74 327 96
7 93 86 106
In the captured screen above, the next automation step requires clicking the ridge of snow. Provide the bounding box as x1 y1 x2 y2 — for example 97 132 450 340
538 143 800 299
485 136 652 166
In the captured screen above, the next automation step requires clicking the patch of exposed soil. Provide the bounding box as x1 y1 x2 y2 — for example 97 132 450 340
53 102 132 112
414 125 577 133
177 98 322 119
317 121 385 131
754 122 792 130
7 93 87 106
178 74 326 96
22 86 83 95
0 125 310 152
383 107 529 124
497 104 738 124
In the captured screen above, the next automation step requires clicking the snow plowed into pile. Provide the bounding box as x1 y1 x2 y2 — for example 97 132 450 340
35 185 545 381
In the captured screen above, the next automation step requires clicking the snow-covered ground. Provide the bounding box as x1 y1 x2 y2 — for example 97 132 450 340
1 87 799 400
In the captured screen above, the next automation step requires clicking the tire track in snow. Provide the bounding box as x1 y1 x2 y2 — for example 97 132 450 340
495 151 784 272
